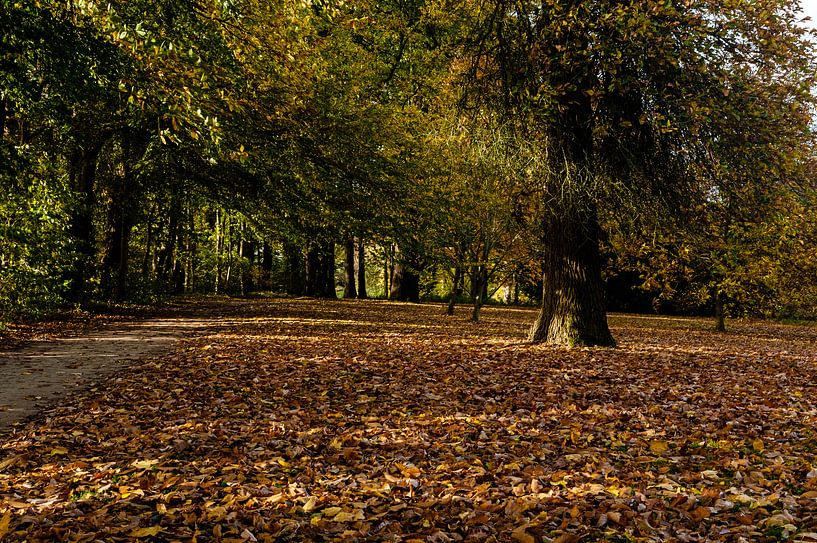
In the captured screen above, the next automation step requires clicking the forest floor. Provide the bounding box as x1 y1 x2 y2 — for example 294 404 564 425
0 298 816 542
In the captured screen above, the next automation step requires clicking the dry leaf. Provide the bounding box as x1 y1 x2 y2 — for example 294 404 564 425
129 526 162 537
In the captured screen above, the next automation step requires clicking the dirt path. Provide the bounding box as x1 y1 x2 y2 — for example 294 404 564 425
0 300 250 432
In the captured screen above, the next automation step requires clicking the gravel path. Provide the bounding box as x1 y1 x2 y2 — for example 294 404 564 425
0 317 221 432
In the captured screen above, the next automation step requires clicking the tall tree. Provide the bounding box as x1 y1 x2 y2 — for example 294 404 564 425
461 0 815 345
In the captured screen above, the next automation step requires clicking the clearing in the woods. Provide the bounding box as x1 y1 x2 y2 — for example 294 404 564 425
0 298 816 542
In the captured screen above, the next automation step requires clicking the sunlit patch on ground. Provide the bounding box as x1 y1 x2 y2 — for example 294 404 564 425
0 298 816 542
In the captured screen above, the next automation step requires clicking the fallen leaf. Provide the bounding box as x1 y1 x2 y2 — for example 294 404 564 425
0 511 11 538
129 526 162 537
650 440 669 455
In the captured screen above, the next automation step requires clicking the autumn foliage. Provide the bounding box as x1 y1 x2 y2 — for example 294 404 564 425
1 299 816 541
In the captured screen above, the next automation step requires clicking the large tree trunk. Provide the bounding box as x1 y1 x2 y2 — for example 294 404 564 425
356 239 367 299
527 57 615 346
390 263 420 302
528 211 614 346
343 237 356 299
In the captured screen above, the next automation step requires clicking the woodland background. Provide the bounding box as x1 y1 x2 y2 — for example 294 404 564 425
2 0 817 328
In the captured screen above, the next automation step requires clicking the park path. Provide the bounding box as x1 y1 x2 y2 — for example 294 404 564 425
0 301 249 432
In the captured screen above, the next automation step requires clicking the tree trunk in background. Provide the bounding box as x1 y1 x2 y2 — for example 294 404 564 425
383 246 390 298
343 237 356 298
471 266 487 322
305 246 319 296
261 242 273 290
390 263 420 302
214 209 221 294
470 265 488 304
447 266 461 316
186 206 196 292
284 241 305 295
64 142 104 304
306 240 336 298
101 136 136 302
528 211 615 346
142 204 154 278
356 239 368 299
715 288 726 332
319 241 336 298
158 193 181 291
240 236 255 295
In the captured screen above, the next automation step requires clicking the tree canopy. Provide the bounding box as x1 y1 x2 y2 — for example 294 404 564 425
1 0 816 342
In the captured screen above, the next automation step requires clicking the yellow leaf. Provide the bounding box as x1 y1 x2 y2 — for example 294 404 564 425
132 459 159 470
49 447 68 456
752 438 764 452
0 510 11 539
331 509 364 522
129 526 162 537
322 506 342 517
649 440 669 455
303 496 317 512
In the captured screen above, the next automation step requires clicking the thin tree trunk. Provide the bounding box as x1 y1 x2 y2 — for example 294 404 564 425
383 246 390 298
142 204 154 277
357 239 368 299
284 241 305 295
319 241 337 298
261 241 273 290
305 245 319 296
715 288 726 332
214 209 221 294
513 275 519 305
471 266 486 322
65 142 104 304
447 266 461 316
343 237 357 298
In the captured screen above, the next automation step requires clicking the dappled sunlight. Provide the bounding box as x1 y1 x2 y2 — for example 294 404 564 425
0 300 816 541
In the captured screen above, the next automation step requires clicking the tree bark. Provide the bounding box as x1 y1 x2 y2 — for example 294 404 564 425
284 241 305 295
390 263 420 302
64 142 104 304
101 137 136 302
447 266 461 316
528 211 615 346
715 288 726 332
471 266 487 322
240 237 255 295
261 241 273 290
158 193 181 291
356 239 368 299
306 240 336 298
343 237 357 298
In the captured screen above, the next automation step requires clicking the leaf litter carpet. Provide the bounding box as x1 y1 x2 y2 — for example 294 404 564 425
1 299 816 542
